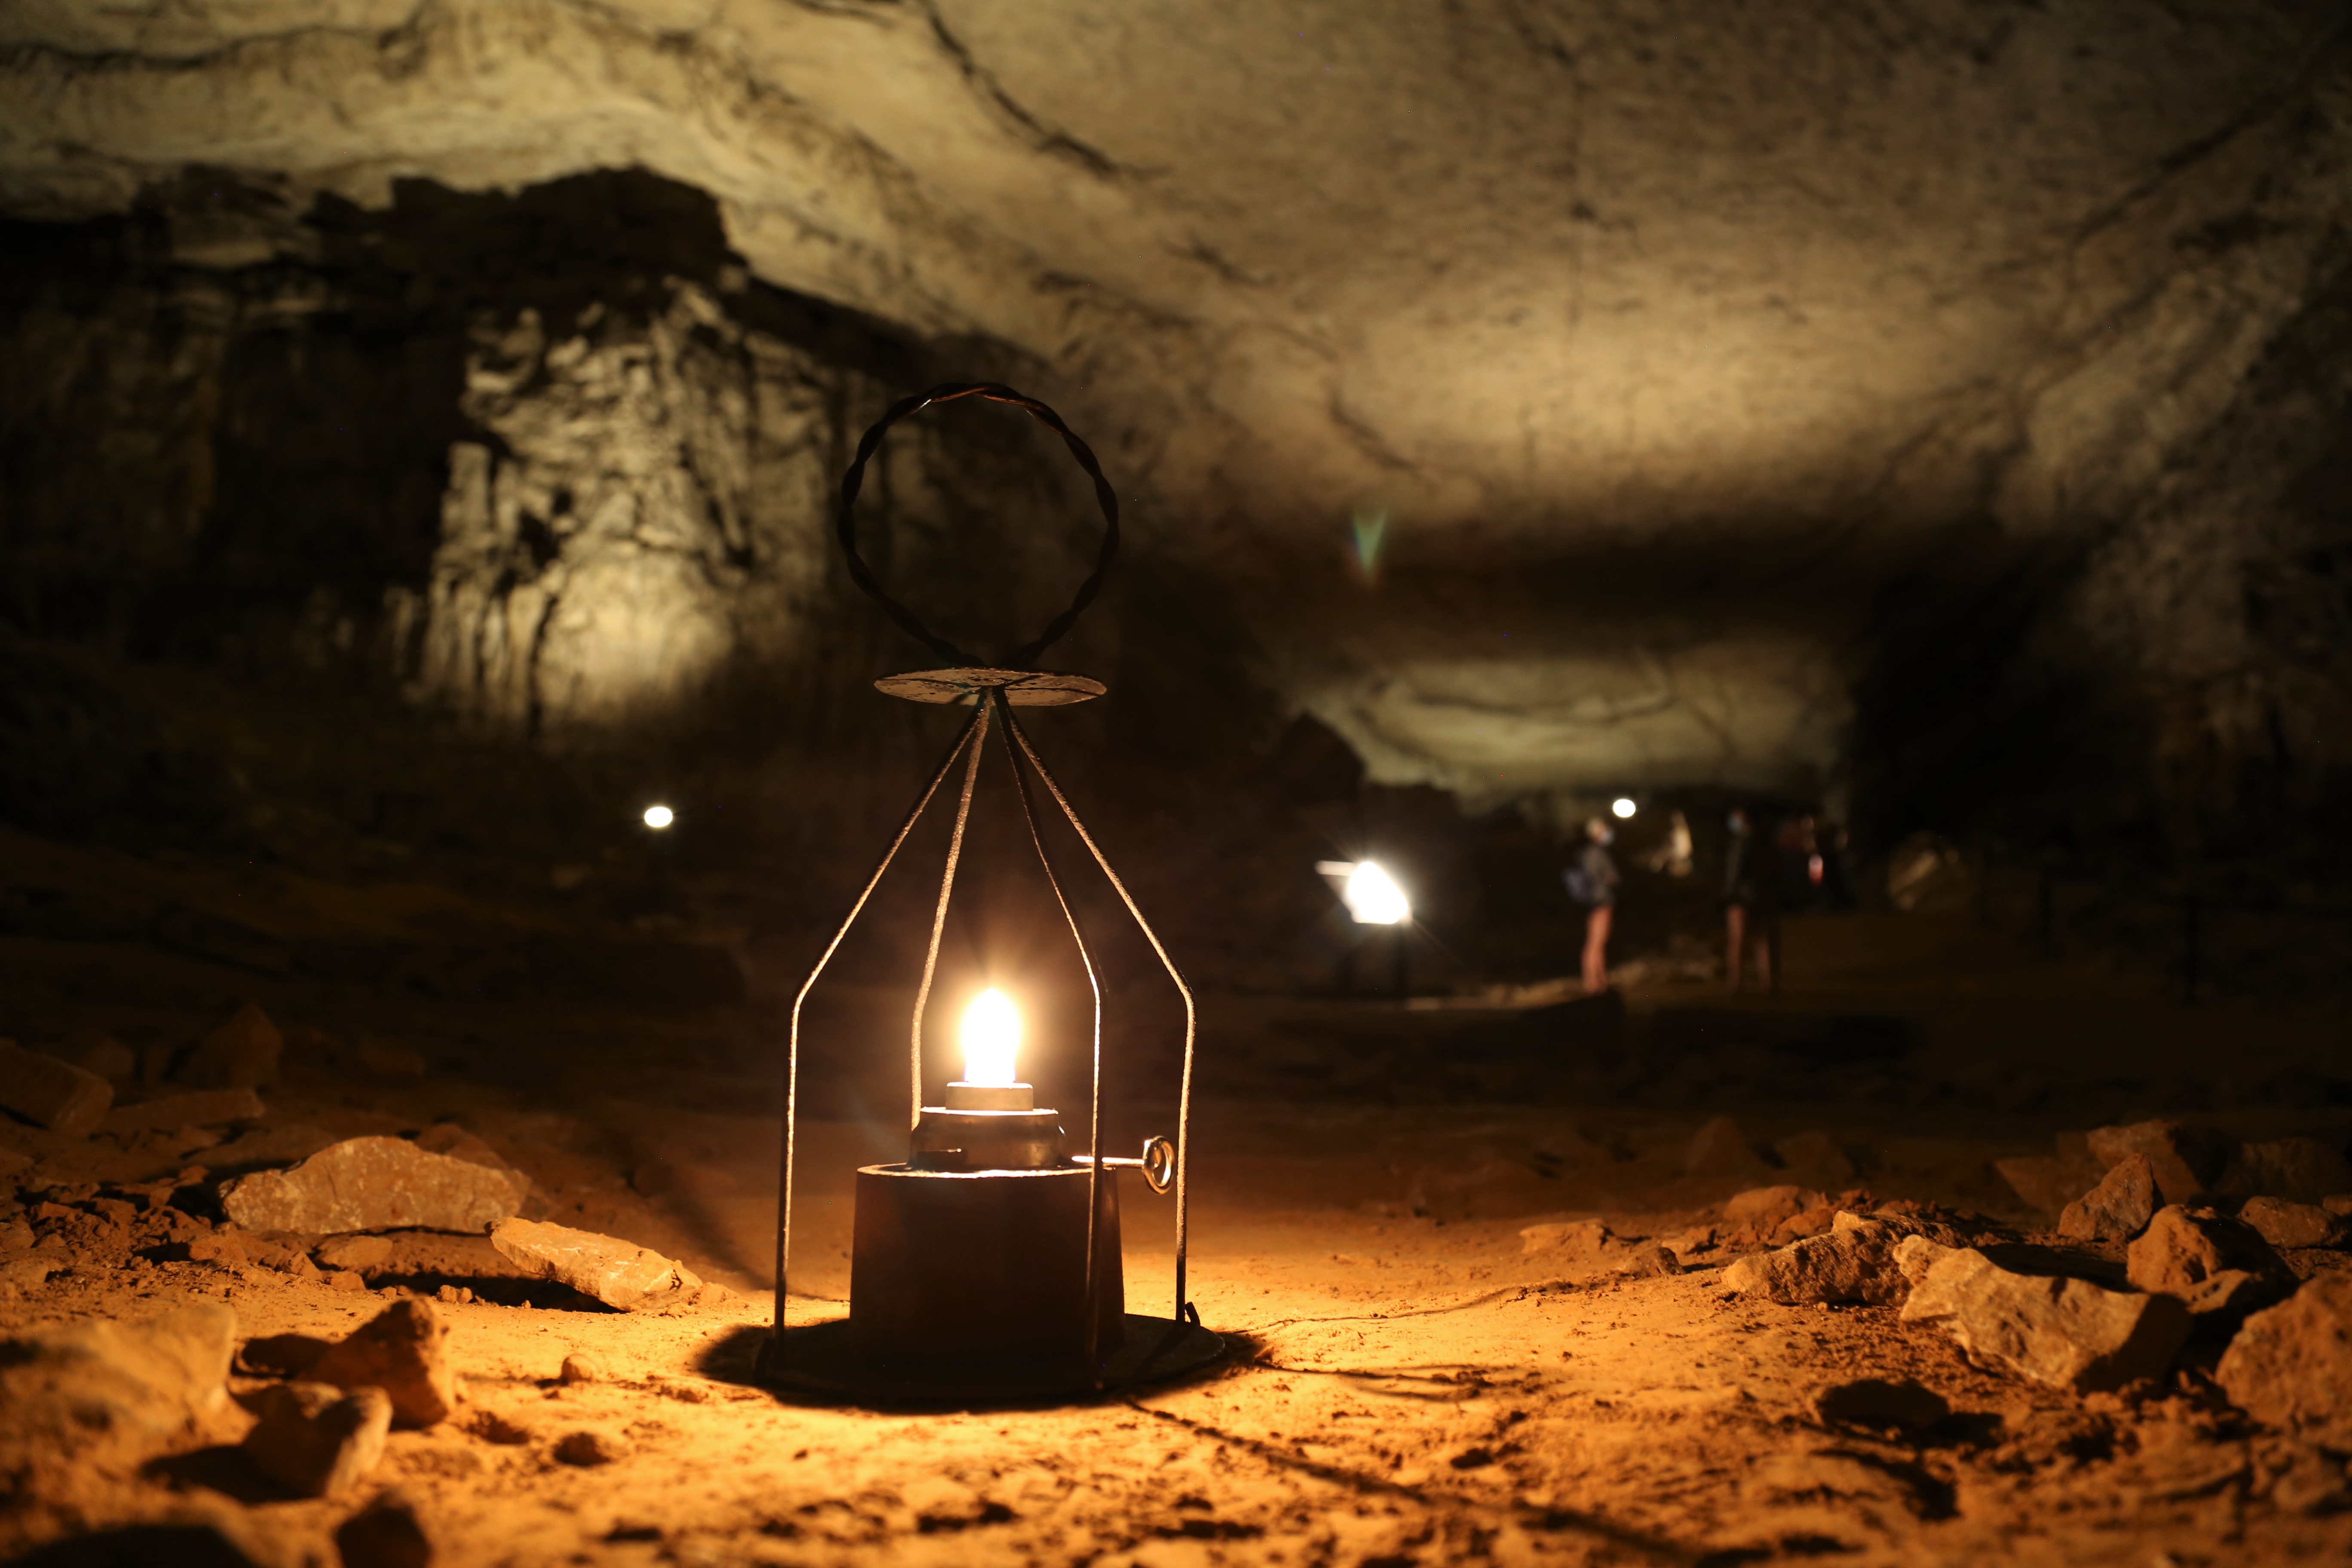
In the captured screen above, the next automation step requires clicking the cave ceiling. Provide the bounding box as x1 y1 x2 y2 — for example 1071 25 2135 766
3 2 2347 805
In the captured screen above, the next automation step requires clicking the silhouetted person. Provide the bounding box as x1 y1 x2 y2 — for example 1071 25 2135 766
1722 807 1780 995
1567 817 1620 994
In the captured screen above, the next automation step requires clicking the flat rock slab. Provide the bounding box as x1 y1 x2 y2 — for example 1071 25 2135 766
101 1086 265 1135
2217 1275 2352 1445
219 1136 530 1234
1900 1247 2191 1392
490 1217 704 1311
0 1040 113 1136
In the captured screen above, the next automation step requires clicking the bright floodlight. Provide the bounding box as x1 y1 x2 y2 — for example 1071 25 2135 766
1611 797 1637 820
959 988 1023 1086
1342 861 1411 925
643 804 675 830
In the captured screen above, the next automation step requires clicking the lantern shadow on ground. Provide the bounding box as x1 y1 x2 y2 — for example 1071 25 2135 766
692 1315 1227 1412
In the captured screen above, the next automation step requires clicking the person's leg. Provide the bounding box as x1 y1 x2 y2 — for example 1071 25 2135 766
1756 913 1779 997
1583 904 1614 992
1725 904 1746 991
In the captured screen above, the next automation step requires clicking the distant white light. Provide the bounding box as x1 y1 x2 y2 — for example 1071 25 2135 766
1341 861 1411 926
1611 797 1637 820
643 805 675 830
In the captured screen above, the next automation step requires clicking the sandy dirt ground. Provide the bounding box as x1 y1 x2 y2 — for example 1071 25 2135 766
3 828 2350 1566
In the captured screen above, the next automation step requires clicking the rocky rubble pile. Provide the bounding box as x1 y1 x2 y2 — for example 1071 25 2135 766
0 1002 744 1559
1713 1114 2352 1422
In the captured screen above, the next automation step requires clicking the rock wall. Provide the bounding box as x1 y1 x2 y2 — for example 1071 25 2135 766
4 2 2352 889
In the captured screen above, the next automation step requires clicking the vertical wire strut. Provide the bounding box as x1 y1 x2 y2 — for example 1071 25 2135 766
908 701 992 1131
1001 706 1198 1321
992 689 1108 1383
772 706 987 1343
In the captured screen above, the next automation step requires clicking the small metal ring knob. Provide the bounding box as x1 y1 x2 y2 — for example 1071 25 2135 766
1139 1135 1176 1195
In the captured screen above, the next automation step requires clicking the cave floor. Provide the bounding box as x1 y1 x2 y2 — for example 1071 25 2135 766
3 830 2351 1565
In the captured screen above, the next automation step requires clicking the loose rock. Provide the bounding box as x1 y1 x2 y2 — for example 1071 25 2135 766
220 1136 530 1234
178 1001 285 1089
308 1298 460 1427
2216 1275 2352 1446
2086 1120 2228 1200
1892 1233 1955 1288
316 1235 396 1272
337 1487 436 1568
1994 1150 2106 1217
2238 1195 2348 1250
0 1039 113 1136
554 1427 631 1466
2223 1137 2352 1204
2125 1205 2294 1321
242 1381 393 1498
1722 1216 1902 1305
1684 1115 1770 1179
2058 1153 2160 1241
559 1352 607 1384
489 1217 705 1311
1899 1247 2192 1392
0 1303 237 1477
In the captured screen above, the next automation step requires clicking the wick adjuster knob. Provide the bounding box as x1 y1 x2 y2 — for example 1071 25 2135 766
1075 1135 1176 1195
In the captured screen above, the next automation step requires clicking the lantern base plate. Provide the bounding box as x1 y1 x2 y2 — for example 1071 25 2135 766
750 1312 1223 1407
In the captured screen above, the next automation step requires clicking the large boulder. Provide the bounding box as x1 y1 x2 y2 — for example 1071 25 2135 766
1900 1248 2190 1392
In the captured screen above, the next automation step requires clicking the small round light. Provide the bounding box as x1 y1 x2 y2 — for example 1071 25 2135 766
1611 797 1637 820
643 805 675 830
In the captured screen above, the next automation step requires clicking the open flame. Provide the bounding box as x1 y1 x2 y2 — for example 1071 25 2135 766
959 988 1023 1087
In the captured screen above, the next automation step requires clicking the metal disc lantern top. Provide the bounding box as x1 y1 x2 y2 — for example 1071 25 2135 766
762 383 1214 1403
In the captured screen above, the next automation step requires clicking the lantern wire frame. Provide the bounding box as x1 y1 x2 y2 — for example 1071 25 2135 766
767 687 1200 1385
766 383 1202 1391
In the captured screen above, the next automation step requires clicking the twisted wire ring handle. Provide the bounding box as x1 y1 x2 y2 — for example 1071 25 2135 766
837 382 1121 668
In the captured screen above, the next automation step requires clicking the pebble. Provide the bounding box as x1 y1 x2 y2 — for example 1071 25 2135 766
337 1486 436 1568
560 1351 608 1384
554 1427 632 1467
